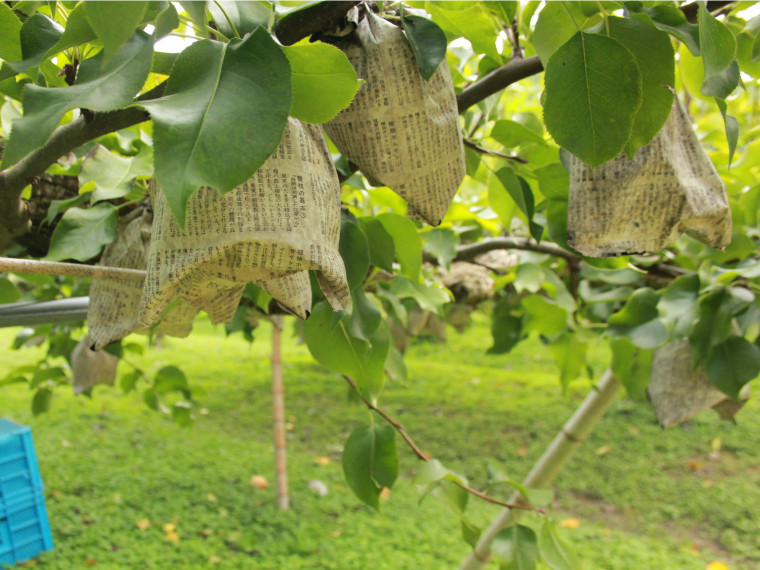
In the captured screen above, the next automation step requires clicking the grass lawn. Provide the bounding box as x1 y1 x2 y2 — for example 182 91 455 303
1 313 758 569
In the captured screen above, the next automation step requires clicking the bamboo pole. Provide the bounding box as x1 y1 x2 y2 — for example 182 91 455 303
459 369 622 570
0 257 146 280
270 315 289 510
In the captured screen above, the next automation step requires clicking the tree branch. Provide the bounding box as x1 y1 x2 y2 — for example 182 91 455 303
0 257 147 280
455 238 578 264
456 56 543 113
274 1 360 46
462 139 527 164
342 374 542 513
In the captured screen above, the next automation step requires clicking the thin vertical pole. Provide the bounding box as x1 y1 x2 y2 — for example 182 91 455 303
271 315 289 510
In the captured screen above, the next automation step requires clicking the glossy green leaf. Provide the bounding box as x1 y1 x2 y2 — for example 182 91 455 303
0 3 22 61
544 31 642 167
538 520 579 570
533 1 585 65
84 1 147 66
79 144 153 203
153 3 180 40
2 31 153 167
607 16 675 157
423 228 458 268
282 42 361 123
610 337 652 400
359 217 395 273
342 424 398 510
715 97 738 167
339 215 370 291
489 297 522 354
208 0 271 38
45 203 118 262
699 7 739 98
44 3 96 57
179 1 209 37
138 29 291 226
490 120 547 149
627 4 700 56
706 336 760 399
377 213 422 283
425 1 502 63
7 12 63 73
492 525 539 570
31 387 53 416
304 301 389 402
401 14 448 80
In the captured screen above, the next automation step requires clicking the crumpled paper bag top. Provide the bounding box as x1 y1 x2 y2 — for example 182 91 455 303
88 208 197 350
648 339 748 428
568 99 731 257
323 8 465 226
71 336 118 395
139 118 350 326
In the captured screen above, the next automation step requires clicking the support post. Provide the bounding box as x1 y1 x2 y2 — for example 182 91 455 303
270 315 289 510
459 369 622 570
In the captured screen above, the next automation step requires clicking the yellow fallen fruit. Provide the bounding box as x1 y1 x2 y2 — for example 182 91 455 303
707 562 729 570
162 523 176 533
136 519 151 531
559 518 581 529
250 475 269 489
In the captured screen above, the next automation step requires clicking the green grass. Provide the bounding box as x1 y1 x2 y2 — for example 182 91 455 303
1 313 758 569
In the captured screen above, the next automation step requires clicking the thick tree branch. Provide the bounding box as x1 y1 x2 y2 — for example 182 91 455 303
342 374 542 513
0 257 147 280
681 1 734 22
456 56 543 113
274 1 360 46
455 238 578 264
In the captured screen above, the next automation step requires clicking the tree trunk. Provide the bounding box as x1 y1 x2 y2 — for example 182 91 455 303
459 369 622 569
271 315 289 510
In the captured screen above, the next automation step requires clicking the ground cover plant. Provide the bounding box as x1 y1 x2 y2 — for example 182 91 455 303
2 1 760 567
2 316 759 569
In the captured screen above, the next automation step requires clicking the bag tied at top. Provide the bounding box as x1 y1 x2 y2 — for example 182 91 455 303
138 118 350 327
323 8 465 227
567 99 731 257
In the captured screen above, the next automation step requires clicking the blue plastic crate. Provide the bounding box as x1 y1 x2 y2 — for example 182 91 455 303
0 490 54 565
0 420 44 502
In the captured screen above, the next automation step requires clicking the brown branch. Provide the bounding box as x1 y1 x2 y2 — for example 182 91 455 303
0 257 147 280
463 139 527 164
680 1 734 23
457 55 543 114
342 374 541 513
456 238 579 264
274 1 360 46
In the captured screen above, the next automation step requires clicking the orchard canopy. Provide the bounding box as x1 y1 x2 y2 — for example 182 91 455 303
1 0 760 555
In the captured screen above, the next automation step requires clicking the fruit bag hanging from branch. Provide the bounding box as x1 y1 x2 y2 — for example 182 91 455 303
323 6 465 226
138 118 350 328
567 99 732 257
87 208 197 350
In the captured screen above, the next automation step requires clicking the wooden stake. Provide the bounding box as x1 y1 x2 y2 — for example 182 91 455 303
459 370 622 570
271 315 289 510
0 257 146 281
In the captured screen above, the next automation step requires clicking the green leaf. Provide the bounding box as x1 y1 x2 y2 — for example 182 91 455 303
495 168 542 240
543 31 642 167
423 228 458 268
208 0 271 38
153 3 180 40
31 387 53 416
120 370 141 393
698 7 739 98
304 301 389 403
0 3 22 61
538 520 579 570
7 12 63 73
522 295 567 337
79 144 153 203
753 31 760 62
172 402 193 427
377 213 422 283
515 263 544 294
138 30 291 227
607 16 674 157
610 337 652 400
359 217 395 272
44 3 96 58
535 163 569 200
2 31 154 167
627 5 700 56
490 120 547 148
153 365 190 397
389 276 450 313
45 203 117 262
608 288 668 349
339 215 370 291
706 336 760 399
342 424 398 510
179 1 209 38
715 98 739 167
492 525 539 570
532 1 585 66
384 345 407 383
462 519 482 550
425 1 502 63
489 297 522 354
84 1 147 66
0 278 20 304
401 14 448 81
349 288 382 342
548 332 588 391
688 289 748 367
658 273 700 338
282 42 361 123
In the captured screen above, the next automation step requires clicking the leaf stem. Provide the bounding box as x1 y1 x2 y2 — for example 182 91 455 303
595 1 610 35
342 374 542 513
560 2 582 32
213 0 240 39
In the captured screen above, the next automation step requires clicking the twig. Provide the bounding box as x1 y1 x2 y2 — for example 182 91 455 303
456 56 543 113
463 139 527 164
342 374 542 513
0 257 146 280
274 1 360 45
455 238 578 264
